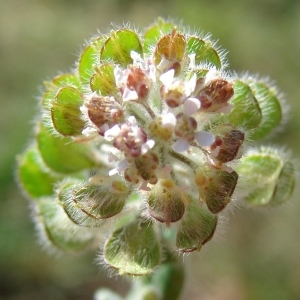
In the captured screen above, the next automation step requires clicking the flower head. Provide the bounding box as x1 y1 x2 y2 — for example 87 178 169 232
18 19 293 278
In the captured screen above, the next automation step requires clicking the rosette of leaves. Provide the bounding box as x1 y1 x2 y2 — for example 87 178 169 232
17 18 294 288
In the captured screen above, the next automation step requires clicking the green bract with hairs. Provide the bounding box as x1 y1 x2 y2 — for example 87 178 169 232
17 18 295 299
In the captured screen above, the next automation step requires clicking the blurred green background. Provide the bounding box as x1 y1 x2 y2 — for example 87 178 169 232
1 0 300 299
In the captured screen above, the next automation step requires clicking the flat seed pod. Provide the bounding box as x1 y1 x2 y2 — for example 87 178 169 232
36 198 96 253
221 80 262 130
17 145 62 199
58 179 130 227
103 219 161 276
100 29 143 66
247 80 283 140
147 179 187 227
37 123 97 173
79 36 106 84
176 202 218 252
51 86 85 136
90 63 117 95
143 18 175 54
186 36 222 68
42 73 81 108
154 30 186 67
237 147 295 206
201 169 238 214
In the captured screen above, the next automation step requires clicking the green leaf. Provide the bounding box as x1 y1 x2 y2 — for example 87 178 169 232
100 29 143 66
37 123 97 173
51 86 85 136
17 145 62 199
104 219 162 276
247 80 283 140
237 147 295 206
186 36 222 68
58 177 130 227
36 198 96 253
90 63 117 95
176 202 218 252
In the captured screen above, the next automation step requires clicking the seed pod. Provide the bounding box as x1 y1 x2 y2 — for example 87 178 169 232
200 169 238 214
210 124 244 163
176 202 218 252
154 29 186 74
103 218 162 276
58 178 130 227
84 95 123 135
197 78 234 113
147 179 188 227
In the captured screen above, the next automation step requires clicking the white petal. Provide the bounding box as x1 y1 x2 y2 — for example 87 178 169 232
188 53 196 68
173 138 189 152
195 131 215 147
104 124 120 141
130 50 143 63
122 87 138 101
149 64 156 82
215 104 233 114
184 97 201 116
204 67 217 86
159 69 175 87
107 152 119 163
99 123 109 133
114 66 124 88
109 159 129 176
185 73 197 95
141 139 155 155
161 112 176 128
128 115 137 126
157 56 171 72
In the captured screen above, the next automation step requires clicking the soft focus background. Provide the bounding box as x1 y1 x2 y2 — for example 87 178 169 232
1 0 300 299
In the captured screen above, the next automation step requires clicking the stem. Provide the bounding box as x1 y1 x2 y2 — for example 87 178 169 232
169 149 197 170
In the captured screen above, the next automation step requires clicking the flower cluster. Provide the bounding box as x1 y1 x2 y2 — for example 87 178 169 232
18 19 294 277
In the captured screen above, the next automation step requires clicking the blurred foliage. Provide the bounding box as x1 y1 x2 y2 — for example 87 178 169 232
1 0 300 299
